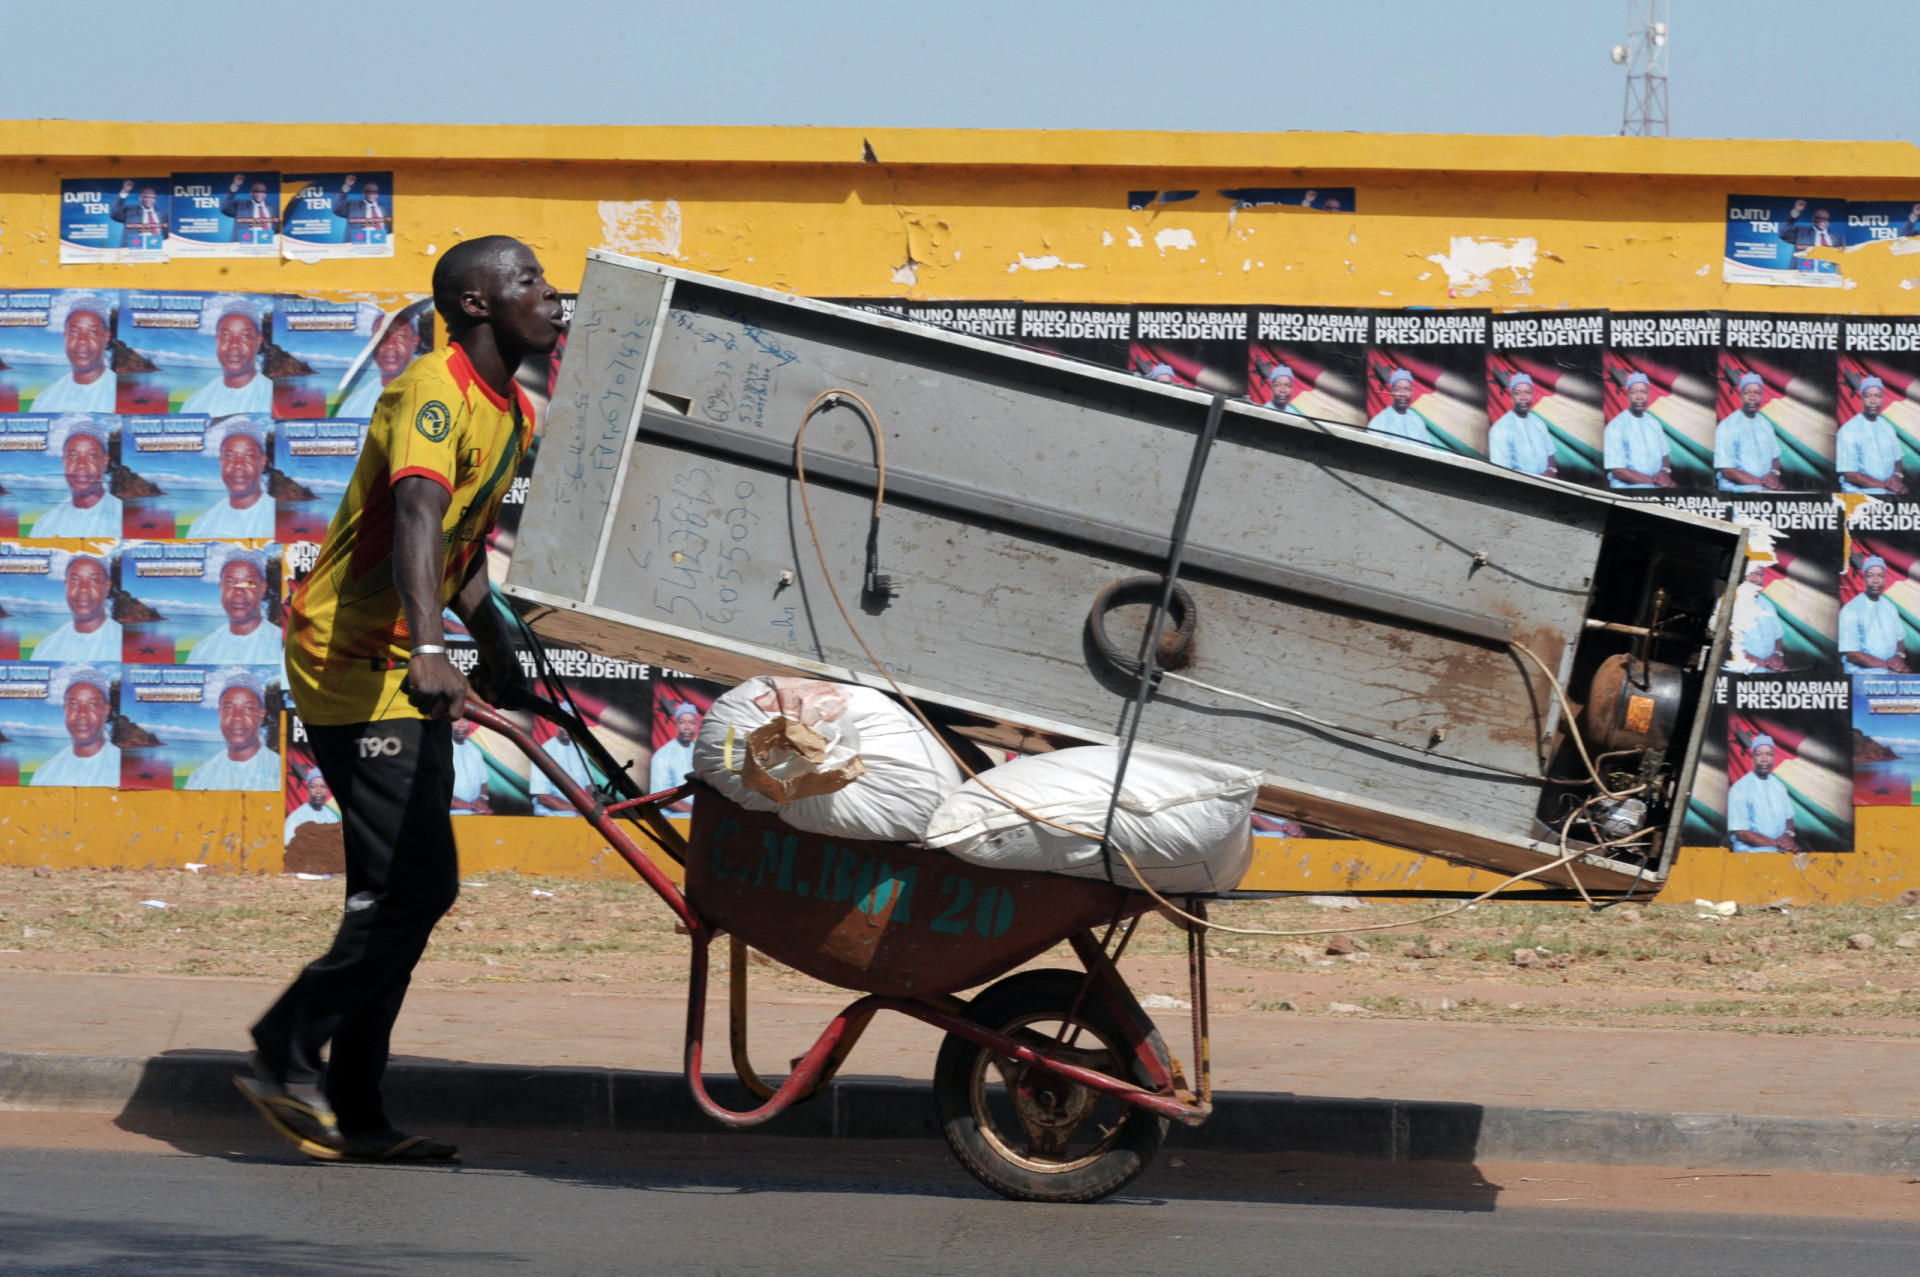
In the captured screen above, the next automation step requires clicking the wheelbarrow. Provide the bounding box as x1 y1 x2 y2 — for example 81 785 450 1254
466 701 1215 1203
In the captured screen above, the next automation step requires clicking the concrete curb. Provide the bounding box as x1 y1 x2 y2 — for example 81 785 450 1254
5 1049 1918 1177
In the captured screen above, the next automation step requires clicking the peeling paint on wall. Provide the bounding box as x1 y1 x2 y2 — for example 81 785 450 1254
598 199 683 259
1425 235 1539 298
1154 227 1197 254
1007 253 1085 273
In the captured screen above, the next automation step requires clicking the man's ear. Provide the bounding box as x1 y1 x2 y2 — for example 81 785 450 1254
460 289 492 325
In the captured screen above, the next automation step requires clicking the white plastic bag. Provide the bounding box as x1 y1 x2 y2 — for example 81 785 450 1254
692 676 963 842
924 745 1259 894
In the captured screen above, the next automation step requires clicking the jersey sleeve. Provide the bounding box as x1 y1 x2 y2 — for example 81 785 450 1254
377 373 465 496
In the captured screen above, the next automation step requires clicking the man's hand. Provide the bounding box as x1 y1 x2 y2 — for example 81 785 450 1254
468 634 525 708
120 180 135 196
343 174 357 193
403 651 470 720
1790 198 1807 217
231 174 246 192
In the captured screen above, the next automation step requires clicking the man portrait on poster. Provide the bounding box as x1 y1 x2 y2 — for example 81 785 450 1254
181 297 272 416
1730 565 1788 672
284 768 340 842
219 176 279 244
1715 372 1784 493
649 701 700 796
185 548 283 665
1368 368 1434 447
331 175 392 244
185 417 274 538
1263 364 1301 416
30 294 117 414
30 416 121 538
1604 372 1676 489
1837 376 1906 495
110 182 167 237
1488 372 1556 477
29 666 119 788
1778 200 1841 250
33 553 120 663
184 668 280 791
450 718 491 816
1726 734 1797 854
1840 556 1909 675
530 726 592 815
337 311 423 419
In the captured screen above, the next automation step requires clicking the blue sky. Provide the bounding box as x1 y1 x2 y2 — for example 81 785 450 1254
3 2 1915 141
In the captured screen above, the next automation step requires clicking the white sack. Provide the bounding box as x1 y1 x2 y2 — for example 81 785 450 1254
924 745 1259 894
692 676 963 842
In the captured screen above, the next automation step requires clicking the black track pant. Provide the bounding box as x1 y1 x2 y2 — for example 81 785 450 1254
252 717 459 1135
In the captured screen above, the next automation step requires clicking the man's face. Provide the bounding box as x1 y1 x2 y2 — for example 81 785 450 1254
1864 384 1886 418
1512 383 1536 413
215 314 261 380
220 561 264 626
64 311 108 378
1323 198 1342 212
65 559 106 625
219 435 264 500
1865 564 1889 598
309 775 330 807
676 712 699 744
363 182 381 202
63 683 106 751
1270 375 1294 406
1751 744 1776 778
1628 382 1650 413
373 320 416 380
1746 564 1771 588
138 187 157 209
62 434 106 503
1390 379 1413 410
219 687 264 753
453 720 474 743
1813 210 1831 232
249 183 268 204
482 245 566 357
1740 382 1764 413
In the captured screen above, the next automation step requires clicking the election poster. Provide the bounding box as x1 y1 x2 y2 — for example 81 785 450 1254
1246 307 1371 429
60 179 170 265
116 541 282 666
1218 187 1356 214
0 291 121 415
0 415 120 539
280 712 344 870
167 172 281 259
1603 312 1720 492
1683 673 1729 846
1720 496 1842 675
1015 304 1133 372
1851 674 1920 807
0 662 120 788
0 544 118 663
117 292 277 417
276 298 432 421
653 673 723 815
904 302 1018 342
1724 674 1854 852
280 172 395 261
1843 201 1920 250
1365 311 1490 457
1724 195 1847 288
119 664 282 792
1129 307 1250 397
120 416 274 541
1839 499 1920 677
1837 318 1920 496
1487 310 1607 485
1718 315 1839 493
274 419 366 543
500 644 656 818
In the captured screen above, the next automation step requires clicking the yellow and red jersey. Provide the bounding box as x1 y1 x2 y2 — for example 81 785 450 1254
285 343 530 725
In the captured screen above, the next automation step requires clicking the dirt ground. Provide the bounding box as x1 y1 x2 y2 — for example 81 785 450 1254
4 865 1920 1038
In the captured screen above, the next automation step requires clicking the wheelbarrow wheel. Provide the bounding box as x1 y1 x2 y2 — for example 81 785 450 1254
934 968 1170 1204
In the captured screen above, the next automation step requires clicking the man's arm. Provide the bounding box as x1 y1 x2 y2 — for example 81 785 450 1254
449 549 524 707
394 476 469 719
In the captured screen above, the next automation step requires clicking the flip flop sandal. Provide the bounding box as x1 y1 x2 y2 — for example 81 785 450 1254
339 1130 462 1163
234 1076 345 1161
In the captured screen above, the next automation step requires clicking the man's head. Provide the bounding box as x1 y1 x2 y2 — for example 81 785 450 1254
216 675 265 757
1862 376 1886 419
1626 371 1651 413
61 671 109 751
138 185 158 209
373 316 418 383
64 555 107 626
452 719 475 743
431 236 564 357
1388 367 1414 410
62 297 110 379
1750 734 1778 778
217 552 266 629
1509 373 1535 415
248 181 269 205
362 181 382 203
305 767 329 808
213 302 263 384
1738 371 1765 415
1146 362 1176 384
1322 197 1342 212
1864 555 1889 599
674 702 700 744
214 419 266 503
55 418 109 505
1812 208 1832 233
1267 364 1296 407
553 727 572 747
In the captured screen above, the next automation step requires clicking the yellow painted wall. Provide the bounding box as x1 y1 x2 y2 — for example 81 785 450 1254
4 121 1919 900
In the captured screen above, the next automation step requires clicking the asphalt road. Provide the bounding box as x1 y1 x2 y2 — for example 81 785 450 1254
3 1134 1918 1277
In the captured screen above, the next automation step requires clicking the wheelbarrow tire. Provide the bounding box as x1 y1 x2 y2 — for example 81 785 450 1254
934 968 1170 1204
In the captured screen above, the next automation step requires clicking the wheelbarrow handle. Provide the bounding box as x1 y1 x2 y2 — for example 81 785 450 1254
460 700 706 938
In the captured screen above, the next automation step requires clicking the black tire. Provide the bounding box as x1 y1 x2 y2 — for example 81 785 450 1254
934 969 1170 1203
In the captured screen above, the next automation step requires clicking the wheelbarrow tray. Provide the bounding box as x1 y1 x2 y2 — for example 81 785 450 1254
688 791 1149 1000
